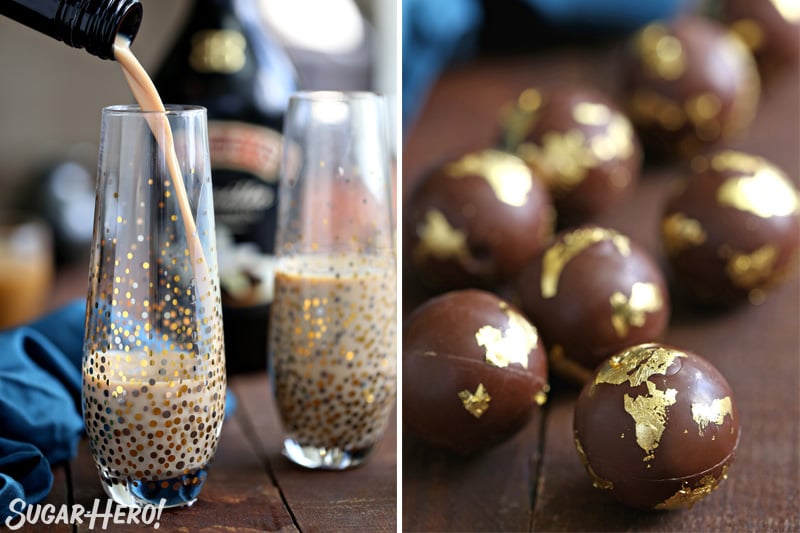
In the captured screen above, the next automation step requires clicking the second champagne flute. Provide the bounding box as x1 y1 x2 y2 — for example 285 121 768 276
269 91 396 470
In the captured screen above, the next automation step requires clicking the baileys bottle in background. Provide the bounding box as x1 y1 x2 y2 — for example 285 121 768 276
154 0 298 374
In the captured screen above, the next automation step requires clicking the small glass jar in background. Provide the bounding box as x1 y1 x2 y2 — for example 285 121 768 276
0 212 54 329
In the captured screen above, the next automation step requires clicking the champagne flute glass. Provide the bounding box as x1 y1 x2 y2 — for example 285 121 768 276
82 105 226 507
269 92 396 470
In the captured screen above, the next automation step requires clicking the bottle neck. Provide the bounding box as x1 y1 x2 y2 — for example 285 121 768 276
0 0 142 60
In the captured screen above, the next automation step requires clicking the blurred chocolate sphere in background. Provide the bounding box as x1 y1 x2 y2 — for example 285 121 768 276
501 85 641 225
720 0 800 78
623 16 760 159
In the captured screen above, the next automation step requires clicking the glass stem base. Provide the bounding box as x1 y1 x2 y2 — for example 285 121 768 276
97 465 208 508
282 438 372 470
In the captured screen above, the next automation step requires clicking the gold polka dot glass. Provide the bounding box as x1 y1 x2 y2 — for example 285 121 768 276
82 105 226 507
271 92 396 470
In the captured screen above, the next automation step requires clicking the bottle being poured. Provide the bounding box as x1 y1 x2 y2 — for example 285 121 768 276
112 35 212 293
1 0 214 302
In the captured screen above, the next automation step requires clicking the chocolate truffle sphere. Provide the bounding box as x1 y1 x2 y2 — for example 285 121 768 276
661 150 800 305
406 149 553 290
403 290 549 454
501 86 641 223
721 0 800 76
516 226 669 384
574 343 740 510
623 16 760 159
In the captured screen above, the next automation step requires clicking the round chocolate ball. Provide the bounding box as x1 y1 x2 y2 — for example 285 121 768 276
516 225 670 384
574 343 740 510
721 0 800 76
406 149 553 290
623 16 760 159
661 150 800 305
501 86 641 223
403 290 549 454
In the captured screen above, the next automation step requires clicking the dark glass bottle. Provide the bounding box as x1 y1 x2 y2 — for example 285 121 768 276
0 0 142 59
154 0 298 375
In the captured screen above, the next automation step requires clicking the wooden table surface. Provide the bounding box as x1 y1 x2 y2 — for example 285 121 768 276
38 354 396 532
401 44 800 531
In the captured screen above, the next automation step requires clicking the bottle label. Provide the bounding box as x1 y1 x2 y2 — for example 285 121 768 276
209 121 282 307
190 30 247 74
208 120 281 183
209 120 281 248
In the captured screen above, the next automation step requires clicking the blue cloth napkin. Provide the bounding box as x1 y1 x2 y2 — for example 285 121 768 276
402 0 695 128
0 300 237 519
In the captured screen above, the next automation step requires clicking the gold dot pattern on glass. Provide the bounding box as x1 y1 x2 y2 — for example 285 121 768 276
83 350 225 481
82 173 226 490
269 253 397 451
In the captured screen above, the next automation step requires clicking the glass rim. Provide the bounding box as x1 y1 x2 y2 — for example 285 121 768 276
102 104 207 116
289 91 385 103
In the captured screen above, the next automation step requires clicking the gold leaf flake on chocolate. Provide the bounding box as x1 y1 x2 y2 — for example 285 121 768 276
630 90 686 131
711 150 756 172
446 149 532 207
730 19 765 51
575 435 614 490
691 396 734 436
624 380 678 459
717 169 800 218
458 383 491 418
608 113 636 159
662 212 707 255
518 88 543 112
475 305 538 369
573 102 611 126
596 344 685 388
609 282 664 337
772 0 800 23
517 129 598 195
685 93 722 125
541 227 630 298
502 95 541 149
724 244 778 288
589 112 636 165
636 24 687 80
413 209 467 262
534 384 550 406
654 473 724 510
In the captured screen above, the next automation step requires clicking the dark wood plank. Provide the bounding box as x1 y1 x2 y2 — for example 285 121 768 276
233 373 397 533
402 412 543 532
70 380 297 532
402 44 800 531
